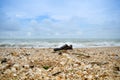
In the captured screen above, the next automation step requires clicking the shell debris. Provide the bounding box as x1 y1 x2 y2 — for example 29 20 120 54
0 47 120 80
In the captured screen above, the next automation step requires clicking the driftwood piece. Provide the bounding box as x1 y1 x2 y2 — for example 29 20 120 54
54 44 73 51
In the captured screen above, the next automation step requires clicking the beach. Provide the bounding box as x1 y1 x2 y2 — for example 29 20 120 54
1 0 120 79
0 47 120 80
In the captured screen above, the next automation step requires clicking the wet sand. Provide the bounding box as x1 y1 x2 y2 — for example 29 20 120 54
0 47 120 80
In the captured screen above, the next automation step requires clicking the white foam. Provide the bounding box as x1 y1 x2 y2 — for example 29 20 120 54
0 39 120 48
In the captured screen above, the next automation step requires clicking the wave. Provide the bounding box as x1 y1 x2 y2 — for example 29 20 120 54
0 39 120 48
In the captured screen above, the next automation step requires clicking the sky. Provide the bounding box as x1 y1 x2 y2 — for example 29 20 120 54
0 0 120 39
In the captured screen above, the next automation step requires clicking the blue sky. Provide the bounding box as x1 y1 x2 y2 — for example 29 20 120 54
0 0 120 38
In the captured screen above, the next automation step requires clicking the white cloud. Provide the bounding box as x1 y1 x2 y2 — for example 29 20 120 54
3 0 119 25
0 0 120 38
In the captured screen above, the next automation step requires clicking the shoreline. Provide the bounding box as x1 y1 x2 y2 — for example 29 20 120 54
0 46 120 48
0 47 120 79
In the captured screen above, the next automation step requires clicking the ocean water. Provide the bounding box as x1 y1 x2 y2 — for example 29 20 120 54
0 38 120 48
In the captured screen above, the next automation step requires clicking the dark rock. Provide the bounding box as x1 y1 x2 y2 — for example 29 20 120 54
22 65 25 68
43 66 51 70
24 53 30 56
1 58 7 64
113 66 120 71
30 65 34 68
58 52 62 55
85 55 90 58
54 44 73 51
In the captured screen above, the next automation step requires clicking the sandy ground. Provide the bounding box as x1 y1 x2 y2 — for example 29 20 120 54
0 47 120 80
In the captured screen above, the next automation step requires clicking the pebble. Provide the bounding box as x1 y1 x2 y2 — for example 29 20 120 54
87 75 93 79
11 52 18 56
60 61 66 66
83 71 88 74
4 69 11 74
84 64 92 69
13 64 20 70
23 64 29 69
73 63 79 67
0 47 120 79
36 68 42 74
13 73 17 76
95 75 99 78
11 67 16 73
1 58 7 64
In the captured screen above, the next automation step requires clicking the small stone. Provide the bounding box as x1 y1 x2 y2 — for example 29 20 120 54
81 62 85 66
31 60 34 63
13 64 20 70
24 53 30 56
111 53 116 56
36 68 42 73
83 71 88 74
1 58 7 64
113 66 120 71
56 76 61 80
23 64 29 69
58 52 62 55
84 64 92 69
13 73 17 76
87 75 93 79
95 75 99 78
114 71 120 74
30 65 34 68
73 63 79 67
4 69 11 74
43 66 50 70
11 67 16 73
84 75 93 79
11 52 18 56
60 61 66 66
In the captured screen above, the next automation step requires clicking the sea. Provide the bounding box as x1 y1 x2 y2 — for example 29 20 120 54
0 38 120 48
